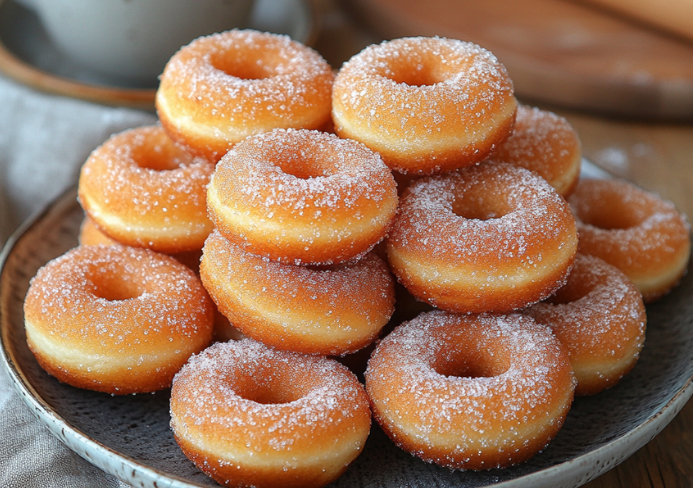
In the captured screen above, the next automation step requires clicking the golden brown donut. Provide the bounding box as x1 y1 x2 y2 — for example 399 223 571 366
569 178 691 302
207 129 398 265
24 245 214 394
200 230 395 356
78 216 203 270
78 125 215 254
490 105 582 197
387 161 578 313
157 29 334 161
365 311 576 470
78 215 119 247
332 37 517 175
523 254 647 395
170 339 371 488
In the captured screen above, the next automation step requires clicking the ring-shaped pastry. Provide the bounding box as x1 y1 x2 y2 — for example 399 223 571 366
490 105 582 197
157 29 334 161
24 244 214 394
207 129 398 265
387 161 578 313
170 339 371 488
365 311 575 470
78 125 215 254
332 37 517 175
524 254 647 395
200 230 395 355
569 178 691 302
78 216 203 271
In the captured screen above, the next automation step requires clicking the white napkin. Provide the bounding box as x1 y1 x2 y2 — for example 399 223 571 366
0 74 156 487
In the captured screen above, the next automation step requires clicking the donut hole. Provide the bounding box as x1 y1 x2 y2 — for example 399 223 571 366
547 281 593 305
452 194 511 221
580 211 640 230
384 54 458 87
233 372 310 405
434 345 510 379
270 151 334 179
210 52 276 81
89 273 144 301
574 191 646 230
131 138 195 171
546 264 602 305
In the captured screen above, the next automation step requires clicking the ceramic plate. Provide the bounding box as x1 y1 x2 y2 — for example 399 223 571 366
0 0 317 109
2 164 693 488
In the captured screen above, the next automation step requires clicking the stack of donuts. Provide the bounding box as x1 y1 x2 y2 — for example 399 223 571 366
22 28 691 488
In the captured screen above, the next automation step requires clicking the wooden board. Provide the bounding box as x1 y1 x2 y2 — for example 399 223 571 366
343 0 693 120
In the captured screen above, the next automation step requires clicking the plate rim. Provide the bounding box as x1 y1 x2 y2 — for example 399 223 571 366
0 185 209 488
1 178 693 488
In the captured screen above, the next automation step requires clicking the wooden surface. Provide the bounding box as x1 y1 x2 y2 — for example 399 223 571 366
315 2 693 486
341 0 693 121
574 0 693 44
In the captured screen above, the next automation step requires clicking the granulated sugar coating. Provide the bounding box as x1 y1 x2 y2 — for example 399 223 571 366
489 105 582 197
569 178 691 302
170 339 371 488
386 161 578 313
23 244 214 394
78 126 215 254
365 311 576 470
208 129 398 265
524 254 647 396
156 29 334 161
332 36 517 174
199 230 394 356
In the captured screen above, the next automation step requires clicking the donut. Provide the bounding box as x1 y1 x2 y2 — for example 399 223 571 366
569 178 691 302
332 37 517 175
78 216 203 271
78 125 215 254
156 29 334 161
207 129 399 265
200 230 394 356
489 105 582 197
78 215 119 246
386 161 578 313
523 254 647 395
170 339 371 488
24 244 214 394
365 311 576 470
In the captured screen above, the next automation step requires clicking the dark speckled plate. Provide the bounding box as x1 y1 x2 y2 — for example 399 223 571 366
2 180 693 488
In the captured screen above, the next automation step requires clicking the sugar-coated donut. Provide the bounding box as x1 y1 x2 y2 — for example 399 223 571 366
78 216 203 271
157 29 334 161
24 245 214 394
78 217 242 343
332 37 517 175
78 126 215 254
387 161 578 313
200 230 394 356
365 311 575 470
170 339 371 488
78 215 119 246
524 254 647 395
490 105 582 197
569 178 691 302
207 129 399 265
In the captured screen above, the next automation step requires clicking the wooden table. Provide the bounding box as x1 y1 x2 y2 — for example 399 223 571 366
313 1 693 486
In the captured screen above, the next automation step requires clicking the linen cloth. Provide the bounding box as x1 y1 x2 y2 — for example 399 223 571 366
0 74 156 487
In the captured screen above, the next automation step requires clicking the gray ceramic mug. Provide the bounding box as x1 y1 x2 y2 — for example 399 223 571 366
15 0 255 86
